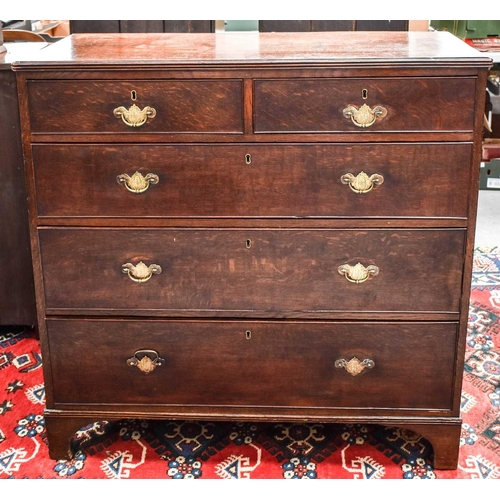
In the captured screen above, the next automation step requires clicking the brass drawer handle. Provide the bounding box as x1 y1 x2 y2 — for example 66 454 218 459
122 261 162 283
335 357 375 376
338 263 379 284
127 349 165 374
341 171 384 194
342 103 387 128
113 104 156 127
117 171 159 193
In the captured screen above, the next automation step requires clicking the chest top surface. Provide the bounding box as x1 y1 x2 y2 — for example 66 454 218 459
11 31 491 70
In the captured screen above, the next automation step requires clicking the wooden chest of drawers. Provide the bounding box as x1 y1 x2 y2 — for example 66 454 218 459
14 32 490 468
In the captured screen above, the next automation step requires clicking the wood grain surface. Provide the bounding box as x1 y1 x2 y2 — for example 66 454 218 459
12 32 491 69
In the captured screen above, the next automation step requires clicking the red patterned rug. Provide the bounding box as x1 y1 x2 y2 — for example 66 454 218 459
1 247 500 480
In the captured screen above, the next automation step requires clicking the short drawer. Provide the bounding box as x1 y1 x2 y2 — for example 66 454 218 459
27 79 243 134
39 228 465 315
47 319 457 411
32 143 472 219
254 78 476 133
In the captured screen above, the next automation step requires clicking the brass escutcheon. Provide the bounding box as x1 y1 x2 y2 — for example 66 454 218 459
117 171 159 193
338 262 379 284
335 357 375 376
342 103 387 128
127 349 165 374
341 171 384 194
113 104 156 127
122 261 162 283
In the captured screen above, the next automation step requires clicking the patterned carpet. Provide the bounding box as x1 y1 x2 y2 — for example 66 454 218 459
1 247 500 479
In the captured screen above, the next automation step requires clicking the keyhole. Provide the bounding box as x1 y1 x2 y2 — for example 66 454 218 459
362 89 368 100
245 154 252 164
246 239 252 249
131 90 137 101
245 330 252 339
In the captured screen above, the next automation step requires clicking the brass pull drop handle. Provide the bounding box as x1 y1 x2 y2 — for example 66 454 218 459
335 357 375 376
338 263 379 284
342 103 387 128
113 104 156 127
122 261 162 283
341 171 384 194
127 349 165 374
117 172 159 193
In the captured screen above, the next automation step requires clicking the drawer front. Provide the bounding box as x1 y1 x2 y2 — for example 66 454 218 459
47 319 457 410
39 228 465 314
33 143 471 219
27 80 243 134
254 78 476 133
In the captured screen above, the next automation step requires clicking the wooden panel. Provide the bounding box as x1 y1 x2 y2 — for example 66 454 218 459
39 228 465 314
69 21 120 33
259 21 312 32
258 21 408 32
254 78 476 133
119 21 164 33
163 21 214 33
32 143 472 219
0 69 36 325
312 21 355 31
356 20 409 31
27 80 243 134
70 20 214 34
47 319 457 410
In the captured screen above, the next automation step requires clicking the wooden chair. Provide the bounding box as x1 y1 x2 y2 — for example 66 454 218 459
3 29 46 42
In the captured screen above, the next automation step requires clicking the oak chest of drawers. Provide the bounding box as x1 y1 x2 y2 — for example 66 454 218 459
14 32 490 468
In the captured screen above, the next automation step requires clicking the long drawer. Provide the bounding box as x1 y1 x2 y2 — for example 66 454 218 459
254 77 476 133
47 319 457 410
27 79 244 134
32 143 472 219
39 228 465 315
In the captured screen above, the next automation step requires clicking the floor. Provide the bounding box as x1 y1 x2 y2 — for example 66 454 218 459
475 189 500 248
